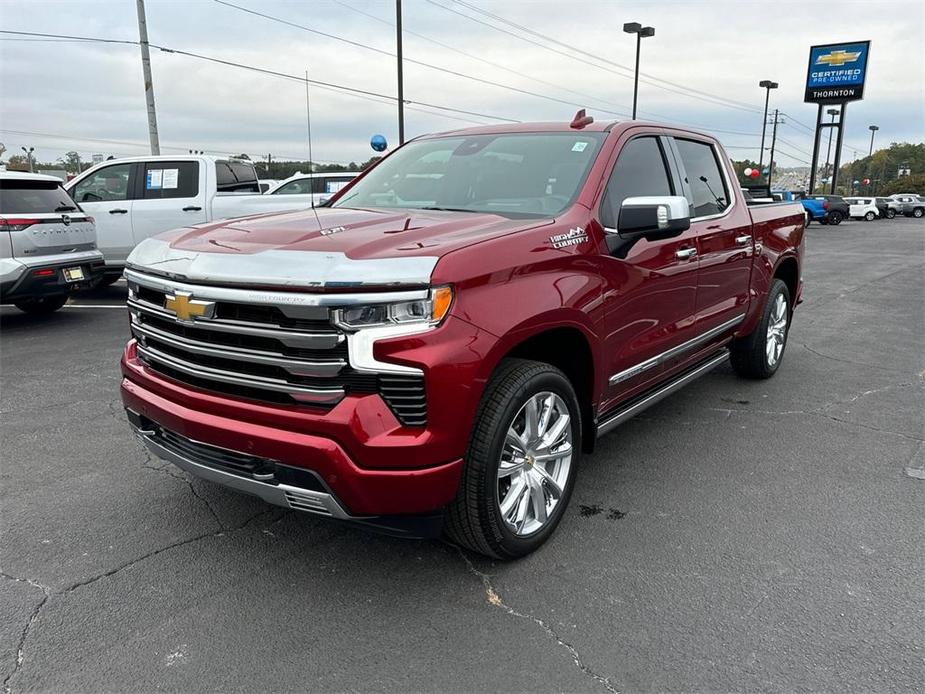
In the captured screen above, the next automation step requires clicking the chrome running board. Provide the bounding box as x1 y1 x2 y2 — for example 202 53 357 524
596 350 729 437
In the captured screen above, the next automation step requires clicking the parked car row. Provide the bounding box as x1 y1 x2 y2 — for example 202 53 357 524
778 191 924 226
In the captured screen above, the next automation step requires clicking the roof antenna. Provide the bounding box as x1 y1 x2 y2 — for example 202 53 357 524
305 68 324 230
305 69 316 211
570 109 594 129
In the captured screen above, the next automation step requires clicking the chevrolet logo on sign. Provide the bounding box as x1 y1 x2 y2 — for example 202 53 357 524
815 49 862 67
164 291 215 322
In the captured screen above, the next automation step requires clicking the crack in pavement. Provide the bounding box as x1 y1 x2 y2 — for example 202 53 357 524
799 342 909 374
0 574 50 694
138 447 228 531
1 508 282 693
455 547 619 694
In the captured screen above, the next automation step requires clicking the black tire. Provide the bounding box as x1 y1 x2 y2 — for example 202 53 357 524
445 358 581 559
887 209 896 219
827 210 843 225
914 208 924 218
729 279 791 379
13 295 69 314
864 211 876 221
97 274 121 287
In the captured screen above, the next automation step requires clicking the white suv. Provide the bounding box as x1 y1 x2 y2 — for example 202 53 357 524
1 172 104 313
844 197 880 221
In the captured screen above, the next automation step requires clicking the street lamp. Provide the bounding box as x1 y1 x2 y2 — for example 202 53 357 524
868 125 879 157
623 22 655 120
21 146 34 173
757 80 778 182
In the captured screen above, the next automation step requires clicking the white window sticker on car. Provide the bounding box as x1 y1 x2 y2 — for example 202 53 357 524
146 169 163 189
572 141 589 152
162 169 179 189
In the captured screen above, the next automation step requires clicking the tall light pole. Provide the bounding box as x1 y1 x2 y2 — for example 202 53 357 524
868 125 879 157
396 0 405 145
21 146 34 173
757 80 778 182
623 22 655 120
135 0 160 155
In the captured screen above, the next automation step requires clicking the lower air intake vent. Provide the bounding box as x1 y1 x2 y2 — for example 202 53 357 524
285 490 334 515
379 375 427 427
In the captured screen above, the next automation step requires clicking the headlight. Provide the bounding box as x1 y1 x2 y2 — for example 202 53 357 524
332 286 453 331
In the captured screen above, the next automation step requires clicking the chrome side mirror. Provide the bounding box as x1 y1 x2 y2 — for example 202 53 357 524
615 195 691 239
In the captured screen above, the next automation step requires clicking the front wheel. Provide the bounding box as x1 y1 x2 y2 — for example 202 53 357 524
865 211 876 221
887 209 896 219
827 210 843 225
914 208 924 218
13 296 68 314
445 359 580 559
729 279 791 379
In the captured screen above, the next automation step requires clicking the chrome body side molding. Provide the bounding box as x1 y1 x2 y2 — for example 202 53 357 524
597 350 729 437
609 314 744 386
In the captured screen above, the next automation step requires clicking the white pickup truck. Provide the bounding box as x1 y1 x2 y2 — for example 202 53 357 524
65 156 318 282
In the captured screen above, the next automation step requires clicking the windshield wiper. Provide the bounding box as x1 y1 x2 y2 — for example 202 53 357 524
55 205 78 212
419 206 478 213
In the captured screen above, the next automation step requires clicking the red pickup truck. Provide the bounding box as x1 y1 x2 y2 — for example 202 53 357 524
121 117 804 558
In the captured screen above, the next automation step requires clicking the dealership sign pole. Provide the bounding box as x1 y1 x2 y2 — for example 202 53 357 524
805 41 870 195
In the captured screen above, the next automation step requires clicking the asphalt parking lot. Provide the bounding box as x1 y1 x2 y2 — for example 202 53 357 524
1 217 923 693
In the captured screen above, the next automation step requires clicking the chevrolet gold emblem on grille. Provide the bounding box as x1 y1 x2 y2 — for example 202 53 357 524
815 50 862 67
163 291 215 322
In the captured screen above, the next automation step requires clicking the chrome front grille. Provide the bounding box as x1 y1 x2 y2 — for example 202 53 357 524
125 269 429 423
127 270 372 407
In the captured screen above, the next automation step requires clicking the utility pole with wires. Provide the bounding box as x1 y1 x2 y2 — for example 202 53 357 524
396 0 405 145
766 109 783 189
135 0 160 155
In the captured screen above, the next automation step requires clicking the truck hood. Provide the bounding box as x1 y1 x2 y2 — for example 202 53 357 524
126 206 553 289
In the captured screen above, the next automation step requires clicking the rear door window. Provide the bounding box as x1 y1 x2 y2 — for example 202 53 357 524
142 161 199 199
674 138 730 218
0 179 81 213
72 163 134 203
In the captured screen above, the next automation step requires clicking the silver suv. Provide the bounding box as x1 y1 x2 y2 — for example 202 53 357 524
1 171 104 314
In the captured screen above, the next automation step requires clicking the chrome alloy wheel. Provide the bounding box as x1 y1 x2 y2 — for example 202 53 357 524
766 293 788 367
496 392 573 536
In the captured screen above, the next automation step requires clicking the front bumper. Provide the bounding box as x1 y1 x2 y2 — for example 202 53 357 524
0 251 105 302
120 356 465 525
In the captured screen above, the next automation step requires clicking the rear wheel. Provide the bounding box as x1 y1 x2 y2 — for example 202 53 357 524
13 296 68 314
887 209 896 219
445 359 580 559
827 210 843 225
730 279 790 379
864 211 876 221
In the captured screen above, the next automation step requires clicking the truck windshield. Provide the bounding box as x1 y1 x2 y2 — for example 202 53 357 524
332 132 607 217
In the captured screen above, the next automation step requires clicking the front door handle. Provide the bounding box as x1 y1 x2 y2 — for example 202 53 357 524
182 205 203 212
735 234 752 245
675 247 697 260
109 208 128 215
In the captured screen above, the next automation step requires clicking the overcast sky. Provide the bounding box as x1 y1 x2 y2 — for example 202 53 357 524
1 0 923 168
